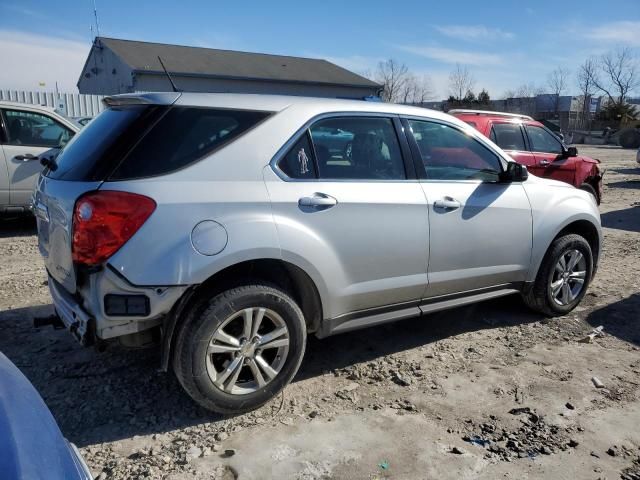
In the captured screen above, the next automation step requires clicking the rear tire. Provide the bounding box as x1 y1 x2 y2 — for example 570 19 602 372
522 234 593 316
173 284 306 414
579 183 599 205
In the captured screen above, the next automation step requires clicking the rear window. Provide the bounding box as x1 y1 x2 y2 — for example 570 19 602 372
46 106 270 181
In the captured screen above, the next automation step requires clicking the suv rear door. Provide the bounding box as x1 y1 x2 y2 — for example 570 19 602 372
404 117 532 297
265 114 429 319
0 107 75 207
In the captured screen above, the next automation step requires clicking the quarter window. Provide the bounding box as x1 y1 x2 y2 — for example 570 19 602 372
277 133 317 179
309 117 406 180
525 125 563 154
490 123 526 151
408 120 502 182
2 109 73 147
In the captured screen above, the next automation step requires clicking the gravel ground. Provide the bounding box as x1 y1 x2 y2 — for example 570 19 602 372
1 145 639 480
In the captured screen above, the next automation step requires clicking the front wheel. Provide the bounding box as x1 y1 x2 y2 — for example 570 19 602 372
522 234 593 316
173 285 307 414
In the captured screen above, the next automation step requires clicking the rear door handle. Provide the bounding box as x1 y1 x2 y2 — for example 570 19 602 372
299 193 337 211
434 197 461 210
15 153 37 161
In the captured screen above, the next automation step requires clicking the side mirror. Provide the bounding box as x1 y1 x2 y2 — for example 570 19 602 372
501 162 528 183
566 146 578 157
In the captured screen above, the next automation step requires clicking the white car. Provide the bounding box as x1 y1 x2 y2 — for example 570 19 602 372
0 101 79 213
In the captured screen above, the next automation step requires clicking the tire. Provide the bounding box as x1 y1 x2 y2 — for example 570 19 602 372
343 141 353 160
579 183 599 205
522 234 593 316
173 284 306 414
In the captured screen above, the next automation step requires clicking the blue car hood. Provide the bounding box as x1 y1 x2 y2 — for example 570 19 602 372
0 352 88 479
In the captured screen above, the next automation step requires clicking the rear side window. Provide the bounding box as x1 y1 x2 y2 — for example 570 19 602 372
110 107 270 180
309 117 406 180
490 123 526 151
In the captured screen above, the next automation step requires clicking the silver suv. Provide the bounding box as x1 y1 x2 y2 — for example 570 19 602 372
35 93 601 413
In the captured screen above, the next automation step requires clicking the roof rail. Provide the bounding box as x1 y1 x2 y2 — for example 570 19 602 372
448 109 533 121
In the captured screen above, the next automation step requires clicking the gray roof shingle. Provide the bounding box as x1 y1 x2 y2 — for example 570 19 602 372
97 37 380 89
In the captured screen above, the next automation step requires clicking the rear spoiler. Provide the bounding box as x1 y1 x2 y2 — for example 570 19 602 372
102 92 181 108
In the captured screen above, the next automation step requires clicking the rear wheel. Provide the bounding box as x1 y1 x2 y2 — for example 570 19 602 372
579 183 599 205
173 284 306 413
522 234 593 316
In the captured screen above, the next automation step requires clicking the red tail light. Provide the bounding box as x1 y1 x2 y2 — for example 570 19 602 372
72 191 156 266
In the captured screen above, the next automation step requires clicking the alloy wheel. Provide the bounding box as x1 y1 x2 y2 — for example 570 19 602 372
205 307 290 395
549 249 587 306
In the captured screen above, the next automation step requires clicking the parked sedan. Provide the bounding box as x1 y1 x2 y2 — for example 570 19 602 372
0 101 79 213
0 352 92 479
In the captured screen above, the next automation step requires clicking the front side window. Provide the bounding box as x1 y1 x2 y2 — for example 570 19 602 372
408 120 502 181
525 125 563 154
309 117 405 180
2 109 73 147
490 123 526 151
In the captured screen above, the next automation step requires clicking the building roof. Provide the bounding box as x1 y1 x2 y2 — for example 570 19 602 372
95 37 380 90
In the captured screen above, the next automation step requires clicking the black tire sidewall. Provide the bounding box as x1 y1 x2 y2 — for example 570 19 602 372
542 235 593 314
176 286 306 413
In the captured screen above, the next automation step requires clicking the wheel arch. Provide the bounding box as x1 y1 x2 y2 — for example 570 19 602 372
160 258 323 371
529 218 601 286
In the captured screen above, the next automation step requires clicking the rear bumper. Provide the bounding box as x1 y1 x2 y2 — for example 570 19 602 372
48 275 93 345
48 267 188 343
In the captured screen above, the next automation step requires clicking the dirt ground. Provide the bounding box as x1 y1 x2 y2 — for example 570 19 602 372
1 145 639 480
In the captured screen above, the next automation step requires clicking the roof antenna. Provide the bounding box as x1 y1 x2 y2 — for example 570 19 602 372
157 56 180 92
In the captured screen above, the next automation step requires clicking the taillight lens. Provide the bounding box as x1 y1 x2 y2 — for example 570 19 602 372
72 191 156 266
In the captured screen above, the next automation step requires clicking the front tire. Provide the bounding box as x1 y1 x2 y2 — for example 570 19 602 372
173 284 306 414
579 183 599 205
522 234 593 316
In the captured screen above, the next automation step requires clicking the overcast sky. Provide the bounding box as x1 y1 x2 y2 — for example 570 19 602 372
1 0 639 99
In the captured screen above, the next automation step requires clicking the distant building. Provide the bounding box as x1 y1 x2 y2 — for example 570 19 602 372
77 37 381 99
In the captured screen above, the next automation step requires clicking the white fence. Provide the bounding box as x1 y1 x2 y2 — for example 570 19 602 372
0 89 105 118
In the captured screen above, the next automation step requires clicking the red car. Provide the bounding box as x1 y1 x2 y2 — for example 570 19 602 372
450 110 603 203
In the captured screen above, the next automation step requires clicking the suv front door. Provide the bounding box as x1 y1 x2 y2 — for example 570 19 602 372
265 115 429 319
524 124 575 185
1 108 74 207
405 118 532 297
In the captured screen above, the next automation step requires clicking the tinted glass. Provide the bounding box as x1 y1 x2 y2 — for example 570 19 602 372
277 133 317 179
110 107 270 180
45 105 160 181
408 120 502 181
491 123 526 151
526 125 563 154
3 109 73 148
310 117 405 180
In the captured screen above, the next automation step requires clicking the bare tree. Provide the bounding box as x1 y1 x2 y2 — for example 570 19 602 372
547 67 571 112
589 47 640 107
400 74 435 105
577 57 598 127
448 64 475 101
375 59 410 103
514 82 543 98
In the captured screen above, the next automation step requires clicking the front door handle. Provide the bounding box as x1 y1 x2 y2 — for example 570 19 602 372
299 193 337 211
434 197 461 211
14 153 37 161
539 159 550 166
